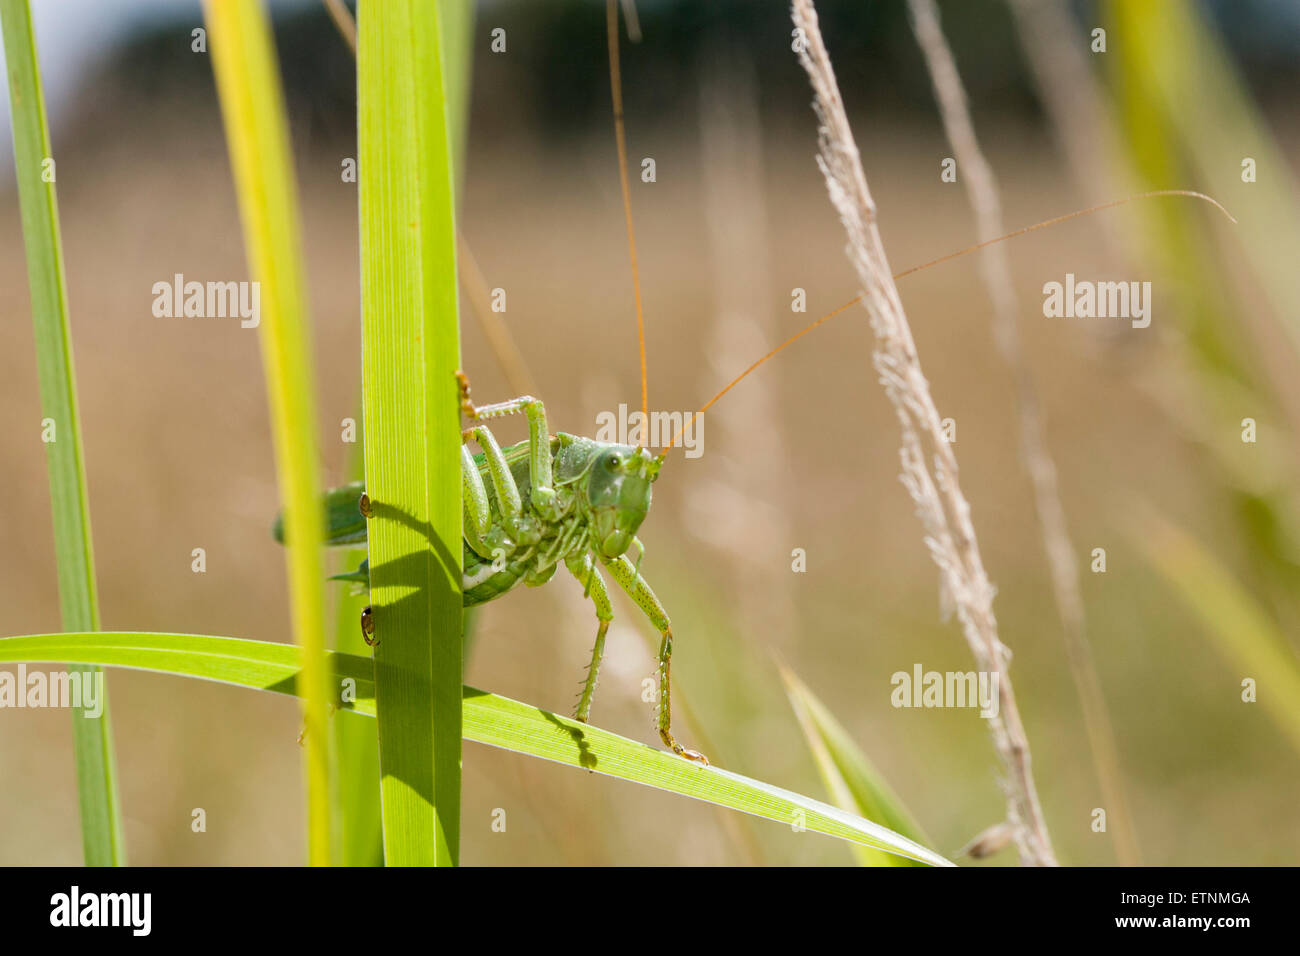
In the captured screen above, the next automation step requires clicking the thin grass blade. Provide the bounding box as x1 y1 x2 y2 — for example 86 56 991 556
0 0 124 866
1134 511 1300 754
204 0 331 865
1110 0 1300 369
781 667 934 866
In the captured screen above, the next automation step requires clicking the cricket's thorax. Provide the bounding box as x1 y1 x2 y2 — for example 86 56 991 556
462 434 657 607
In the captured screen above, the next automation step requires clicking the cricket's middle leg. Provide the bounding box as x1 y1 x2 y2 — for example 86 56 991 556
566 553 614 724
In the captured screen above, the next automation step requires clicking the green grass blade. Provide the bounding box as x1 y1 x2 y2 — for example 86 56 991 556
0 0 124 866
781 667 934 866
1110 0 1300 368
204 0 331 866
324 1 473 870
0 632 952 866
1108 0 1300 616
1134 512 1300 754
357 0 465 866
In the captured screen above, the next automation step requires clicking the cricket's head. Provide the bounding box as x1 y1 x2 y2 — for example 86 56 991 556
585 443 661 559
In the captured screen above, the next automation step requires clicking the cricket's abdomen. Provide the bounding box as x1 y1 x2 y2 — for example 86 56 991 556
462 542 528 607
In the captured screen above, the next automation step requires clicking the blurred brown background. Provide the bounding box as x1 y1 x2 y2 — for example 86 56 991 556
2 0 1299 865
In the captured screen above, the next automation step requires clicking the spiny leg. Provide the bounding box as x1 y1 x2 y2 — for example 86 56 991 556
457 370 557 518
565 553 613 724
602 553 708 765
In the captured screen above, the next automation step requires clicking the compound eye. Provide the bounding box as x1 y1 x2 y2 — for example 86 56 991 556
605 454 622 472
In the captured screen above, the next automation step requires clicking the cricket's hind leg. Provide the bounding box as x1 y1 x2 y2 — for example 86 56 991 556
565 553 613 724
463 421 527 541
460 443 493 558
601 554 709 766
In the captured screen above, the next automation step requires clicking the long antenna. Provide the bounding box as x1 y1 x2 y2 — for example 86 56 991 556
664 190 1235 451
893 188 1234 280
606 0 650 443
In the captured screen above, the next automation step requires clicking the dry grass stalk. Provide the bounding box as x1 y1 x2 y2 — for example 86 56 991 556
790 0 1057 866
906 0 1138 865
1006 0 1122 227
694 42 796 640
457 237 540 397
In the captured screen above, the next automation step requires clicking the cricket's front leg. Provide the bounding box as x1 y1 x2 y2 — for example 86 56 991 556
601 554 709 765
457 371 558 519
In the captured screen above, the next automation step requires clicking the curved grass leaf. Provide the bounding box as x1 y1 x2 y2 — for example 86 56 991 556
0 632 951 866
781 667 935 866
0 0 124 866
204 0 331 866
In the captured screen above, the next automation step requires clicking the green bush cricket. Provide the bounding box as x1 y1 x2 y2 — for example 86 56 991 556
279 371 707 763
273 184 1229 767
278 0 1233 770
